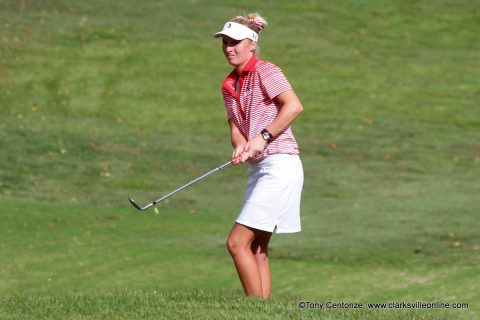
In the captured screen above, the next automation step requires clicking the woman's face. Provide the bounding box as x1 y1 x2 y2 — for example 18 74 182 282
222 36 256 68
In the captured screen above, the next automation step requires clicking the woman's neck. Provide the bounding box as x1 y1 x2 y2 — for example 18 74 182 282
235 53 254 75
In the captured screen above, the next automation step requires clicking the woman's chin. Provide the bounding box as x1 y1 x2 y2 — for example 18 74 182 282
226 57 237 66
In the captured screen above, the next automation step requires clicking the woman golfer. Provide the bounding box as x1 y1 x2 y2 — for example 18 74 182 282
214 13 304 298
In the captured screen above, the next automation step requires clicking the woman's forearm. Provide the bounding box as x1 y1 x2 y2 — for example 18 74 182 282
266 89 303 138
229 119 247 147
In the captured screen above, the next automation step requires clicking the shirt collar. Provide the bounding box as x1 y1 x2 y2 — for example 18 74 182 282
241 54 259 74
222 55 259 93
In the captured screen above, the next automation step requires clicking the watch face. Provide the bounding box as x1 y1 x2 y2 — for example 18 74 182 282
262 131 270 141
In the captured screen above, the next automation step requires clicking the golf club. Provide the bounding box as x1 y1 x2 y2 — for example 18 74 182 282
128 160 232 211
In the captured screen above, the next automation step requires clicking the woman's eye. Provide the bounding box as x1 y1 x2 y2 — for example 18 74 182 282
223 40 240 46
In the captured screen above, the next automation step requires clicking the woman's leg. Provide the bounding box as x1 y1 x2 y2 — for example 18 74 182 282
227 223 272 298
251 230 272 298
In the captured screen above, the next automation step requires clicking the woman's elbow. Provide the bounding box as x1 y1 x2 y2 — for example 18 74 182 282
295 102 304 116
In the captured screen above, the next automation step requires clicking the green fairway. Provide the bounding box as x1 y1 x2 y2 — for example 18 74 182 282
1 0 479 319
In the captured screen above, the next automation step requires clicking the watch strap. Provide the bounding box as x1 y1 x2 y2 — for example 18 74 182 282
261 128 273 143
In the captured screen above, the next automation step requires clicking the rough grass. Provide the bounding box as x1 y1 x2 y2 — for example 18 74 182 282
0 289 467 320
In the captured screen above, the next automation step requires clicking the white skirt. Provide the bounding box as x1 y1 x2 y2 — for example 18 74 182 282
236 154 303 233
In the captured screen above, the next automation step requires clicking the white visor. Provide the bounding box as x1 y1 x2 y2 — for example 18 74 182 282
214 21 259 42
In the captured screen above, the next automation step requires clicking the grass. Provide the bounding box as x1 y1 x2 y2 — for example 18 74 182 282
0 0 479 319
1 289 467 320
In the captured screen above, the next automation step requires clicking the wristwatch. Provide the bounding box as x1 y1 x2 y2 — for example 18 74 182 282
261 129 273 143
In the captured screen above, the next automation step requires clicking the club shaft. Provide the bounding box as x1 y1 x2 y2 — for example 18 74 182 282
147 161 231 208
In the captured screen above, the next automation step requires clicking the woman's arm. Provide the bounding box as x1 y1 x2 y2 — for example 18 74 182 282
240 89 303 161
229 118 248 165
265 89 303 138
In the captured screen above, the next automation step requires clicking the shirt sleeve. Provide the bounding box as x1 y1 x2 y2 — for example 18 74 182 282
259 63 293 100
222 89 236 120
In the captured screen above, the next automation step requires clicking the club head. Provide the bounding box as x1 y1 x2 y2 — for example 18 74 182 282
128 197 144 211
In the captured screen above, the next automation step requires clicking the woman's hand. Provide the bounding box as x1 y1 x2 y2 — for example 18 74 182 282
246 134 268 159
234 135 267 163
231 144 248 165
231 134 267 165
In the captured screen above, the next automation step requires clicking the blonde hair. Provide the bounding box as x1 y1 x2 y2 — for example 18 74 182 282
231 12 268 34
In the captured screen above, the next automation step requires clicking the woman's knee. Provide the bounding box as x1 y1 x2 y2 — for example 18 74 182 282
227 234 247 256
227 224 255 256
226 236 235 255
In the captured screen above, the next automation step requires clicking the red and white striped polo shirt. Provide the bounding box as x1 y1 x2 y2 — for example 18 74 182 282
221 55 299 162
